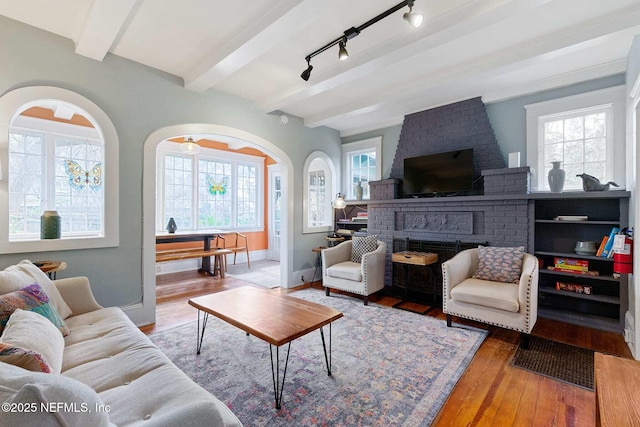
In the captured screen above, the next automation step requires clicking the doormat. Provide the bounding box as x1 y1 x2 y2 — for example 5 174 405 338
511 336 594 390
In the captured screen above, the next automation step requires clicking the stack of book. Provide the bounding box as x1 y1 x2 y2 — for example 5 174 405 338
547 257 599 276
351 212 368 222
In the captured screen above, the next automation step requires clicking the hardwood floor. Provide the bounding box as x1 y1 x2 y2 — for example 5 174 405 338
142 271 633 426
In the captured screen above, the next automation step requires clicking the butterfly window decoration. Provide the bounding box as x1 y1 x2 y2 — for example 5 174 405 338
208 176 229 195
64 159 103 192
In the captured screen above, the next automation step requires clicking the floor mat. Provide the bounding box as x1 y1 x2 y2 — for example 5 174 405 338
511 335 594 390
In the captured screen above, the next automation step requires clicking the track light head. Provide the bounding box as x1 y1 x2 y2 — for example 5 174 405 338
301 58 313 81
338 39 349 61
403 5 423 28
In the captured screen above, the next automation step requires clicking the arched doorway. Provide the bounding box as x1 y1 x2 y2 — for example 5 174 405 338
141 124 293 325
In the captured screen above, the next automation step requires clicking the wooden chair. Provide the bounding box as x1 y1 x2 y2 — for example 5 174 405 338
216 232 250 270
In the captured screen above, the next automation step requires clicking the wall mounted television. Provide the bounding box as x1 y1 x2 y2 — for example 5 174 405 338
403 148 474 197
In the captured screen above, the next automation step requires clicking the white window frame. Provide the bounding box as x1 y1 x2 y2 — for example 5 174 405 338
342 136 382 200
0 86 119 254
302 151 335 234
156 141 264 232
525 86 625 192
10 116 104 240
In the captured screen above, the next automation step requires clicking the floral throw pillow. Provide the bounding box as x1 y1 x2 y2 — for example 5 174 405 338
0 283 69 336
472 246 525 284
351 235 378 263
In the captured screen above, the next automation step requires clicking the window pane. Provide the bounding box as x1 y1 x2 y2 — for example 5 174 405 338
584 113 605 138
198 159 233 228
564 117 583 141
165 154 193 229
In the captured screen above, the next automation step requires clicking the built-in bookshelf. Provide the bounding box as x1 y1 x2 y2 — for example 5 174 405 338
530 192 630 333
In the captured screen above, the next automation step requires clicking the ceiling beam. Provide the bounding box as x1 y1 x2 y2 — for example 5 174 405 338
255 0 551 114
184 0 344 92
302 5 640 128
74 0 139 61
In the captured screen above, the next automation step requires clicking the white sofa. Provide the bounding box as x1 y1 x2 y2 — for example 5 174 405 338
0 261 242 427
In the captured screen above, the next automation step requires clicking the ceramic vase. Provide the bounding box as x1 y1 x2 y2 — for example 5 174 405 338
354 181 363 201
548 161 565 193
166 217 177 233
41 210 61 239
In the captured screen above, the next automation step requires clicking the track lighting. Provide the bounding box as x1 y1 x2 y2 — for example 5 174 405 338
338 39 349 61
301 58 313 81
300 0 423 81
403 1 424 28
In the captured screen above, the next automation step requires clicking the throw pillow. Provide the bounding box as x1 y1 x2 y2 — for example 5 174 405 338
0 362 114 427
0 283 69 336
472 246 525 284
17 260 73 320
0 260 73 320
1 308 65 374
0 343 52 373
351 235 378 263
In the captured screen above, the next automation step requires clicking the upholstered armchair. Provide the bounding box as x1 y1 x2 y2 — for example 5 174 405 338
442 247 539 348
322 238 387 305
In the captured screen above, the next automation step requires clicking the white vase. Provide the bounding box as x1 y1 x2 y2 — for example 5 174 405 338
548 161 565 193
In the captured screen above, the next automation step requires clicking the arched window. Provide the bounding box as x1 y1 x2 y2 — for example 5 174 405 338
0 87 119 253
303 151 335 233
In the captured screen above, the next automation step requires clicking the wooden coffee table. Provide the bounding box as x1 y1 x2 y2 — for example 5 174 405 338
188 286 343 409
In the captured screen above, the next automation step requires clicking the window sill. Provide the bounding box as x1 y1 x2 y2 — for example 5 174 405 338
0 235 119 254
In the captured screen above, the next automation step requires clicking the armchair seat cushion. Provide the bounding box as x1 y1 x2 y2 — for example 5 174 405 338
326 261 362 282
450 278 520 313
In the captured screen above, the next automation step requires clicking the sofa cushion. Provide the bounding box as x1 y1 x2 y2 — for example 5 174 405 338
351 235 378 263
1 309 65 373
0 260 73 320
472 246 525 284
0 283 69 336
327 261 363 282
0 362 113 427
61 307 241 427
451 278 520 312
0 343 52 373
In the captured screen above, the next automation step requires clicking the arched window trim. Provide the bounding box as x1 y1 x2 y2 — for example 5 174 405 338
302 151 336 234
0 86 119 254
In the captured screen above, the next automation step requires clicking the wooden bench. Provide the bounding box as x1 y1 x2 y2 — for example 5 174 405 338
156 248 233 278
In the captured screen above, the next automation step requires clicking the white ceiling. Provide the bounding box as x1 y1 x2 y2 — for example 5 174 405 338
3 0 640 136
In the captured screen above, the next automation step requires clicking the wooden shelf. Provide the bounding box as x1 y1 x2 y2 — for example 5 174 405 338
537 307 620 332
535 251 614 261
539 287 620 304
539 269 620 282
535 219 620 225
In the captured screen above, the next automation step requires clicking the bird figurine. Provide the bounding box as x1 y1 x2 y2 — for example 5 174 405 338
576 173 619 191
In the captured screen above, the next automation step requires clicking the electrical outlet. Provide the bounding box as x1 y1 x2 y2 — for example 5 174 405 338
156 265 161 273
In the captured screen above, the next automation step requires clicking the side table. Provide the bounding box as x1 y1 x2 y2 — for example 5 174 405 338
324 236 345 247
34 261 67 279
391 251 438 314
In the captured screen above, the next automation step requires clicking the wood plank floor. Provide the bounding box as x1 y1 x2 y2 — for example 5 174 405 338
142 270 633 426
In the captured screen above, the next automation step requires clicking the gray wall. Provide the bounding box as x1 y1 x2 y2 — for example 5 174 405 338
343 75 626 180
486 74 626 165
0 16 341 306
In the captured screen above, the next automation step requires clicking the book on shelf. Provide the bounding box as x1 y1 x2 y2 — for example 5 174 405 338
556 281 592 295
554 257 589 271
356 212 368 218
546 266 600 276
351 217 367 222
601 227 620 258
335 229 354 235
595 235 608 257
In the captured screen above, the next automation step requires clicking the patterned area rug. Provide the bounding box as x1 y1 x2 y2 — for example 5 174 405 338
150 288 487 426
225 259 280 288
511 336 594 390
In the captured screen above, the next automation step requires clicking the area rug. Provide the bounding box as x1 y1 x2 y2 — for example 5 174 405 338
226 259 280 288
511 336 594 390
150 288 488 426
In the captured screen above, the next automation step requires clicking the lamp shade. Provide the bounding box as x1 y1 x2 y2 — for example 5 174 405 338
333 193 347 209
181 137 200 154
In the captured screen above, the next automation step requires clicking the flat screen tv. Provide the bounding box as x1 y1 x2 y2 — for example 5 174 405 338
403 149 474 196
